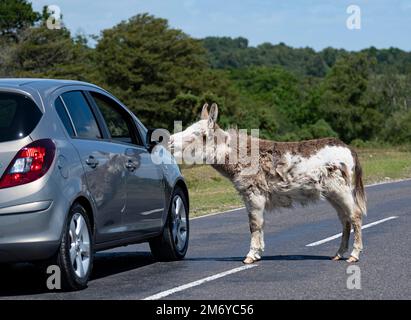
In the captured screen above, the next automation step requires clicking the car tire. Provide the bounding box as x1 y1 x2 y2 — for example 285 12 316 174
149 187 189 261
56 203 94 291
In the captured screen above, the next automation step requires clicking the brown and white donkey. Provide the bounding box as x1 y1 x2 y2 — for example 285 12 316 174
169 103 367 264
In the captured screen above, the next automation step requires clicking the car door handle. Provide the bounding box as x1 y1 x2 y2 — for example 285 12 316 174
85 156 99 168
125 159 137 171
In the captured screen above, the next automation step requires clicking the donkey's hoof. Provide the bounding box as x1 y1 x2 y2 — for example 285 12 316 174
243 257 256 264
346 256 359 263
331 255 342 261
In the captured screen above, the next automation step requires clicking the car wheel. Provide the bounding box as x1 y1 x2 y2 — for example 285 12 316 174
149 187 189 261
57 203 94 291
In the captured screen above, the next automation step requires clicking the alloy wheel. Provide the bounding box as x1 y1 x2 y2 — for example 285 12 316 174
171 195 188 252
68 213 91 278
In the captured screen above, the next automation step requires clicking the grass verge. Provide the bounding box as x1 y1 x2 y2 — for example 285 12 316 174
357 147 411 184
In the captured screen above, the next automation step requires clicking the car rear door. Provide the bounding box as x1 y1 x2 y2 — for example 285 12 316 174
87 91 165 236
56 91 129 243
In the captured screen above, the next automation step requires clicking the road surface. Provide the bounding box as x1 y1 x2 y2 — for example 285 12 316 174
0 179 410 300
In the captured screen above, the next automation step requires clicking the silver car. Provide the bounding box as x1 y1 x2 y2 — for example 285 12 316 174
0 79 189 290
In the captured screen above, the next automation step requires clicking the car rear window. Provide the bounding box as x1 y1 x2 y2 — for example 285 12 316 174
0 92 42 143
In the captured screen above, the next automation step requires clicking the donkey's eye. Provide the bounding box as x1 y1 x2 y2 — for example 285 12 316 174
203 135 207 143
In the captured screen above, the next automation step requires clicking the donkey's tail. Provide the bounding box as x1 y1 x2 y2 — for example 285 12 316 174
351 149 367 216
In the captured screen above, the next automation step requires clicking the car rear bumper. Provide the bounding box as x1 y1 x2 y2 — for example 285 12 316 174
0 201 62 263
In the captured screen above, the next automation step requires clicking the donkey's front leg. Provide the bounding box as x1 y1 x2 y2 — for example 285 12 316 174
243 193 266 264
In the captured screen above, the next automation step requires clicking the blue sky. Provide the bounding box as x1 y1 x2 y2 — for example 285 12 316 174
31 0 411 51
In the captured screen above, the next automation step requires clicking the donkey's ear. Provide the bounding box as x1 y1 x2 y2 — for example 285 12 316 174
208 103 218 128
200 103 209 120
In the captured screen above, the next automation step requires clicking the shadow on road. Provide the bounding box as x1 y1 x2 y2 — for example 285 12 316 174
0 253 333 298
91 252 155 280
0 251 155 298
186 254 332 262
263 255 332 261
0 263 47 297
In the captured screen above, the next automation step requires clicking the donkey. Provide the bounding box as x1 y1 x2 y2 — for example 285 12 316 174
169 103 367 264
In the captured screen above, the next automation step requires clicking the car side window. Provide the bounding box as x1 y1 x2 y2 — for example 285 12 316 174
60 91 102 140
89 92 141 145
54 97 75 136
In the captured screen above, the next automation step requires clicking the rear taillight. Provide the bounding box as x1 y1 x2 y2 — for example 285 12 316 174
0 139 56 189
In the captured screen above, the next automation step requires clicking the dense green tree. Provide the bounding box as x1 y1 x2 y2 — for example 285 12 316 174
203 36 411 78
94 14 211 128
279 119 338 141
362 46 411 75
93 14 245 130
383 110 411 144
0 6 94 80
316 54 385 142
171 93 201 126
1 25 95 80
203 37 331 76
0 0 39 41
229 67 309 135
366 73 411 116
320 47 346 68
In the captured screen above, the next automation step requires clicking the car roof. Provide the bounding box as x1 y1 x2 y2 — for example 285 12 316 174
0 78 100 92
0 78 148 131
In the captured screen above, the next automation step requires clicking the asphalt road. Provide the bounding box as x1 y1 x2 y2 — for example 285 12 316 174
0 179 410 300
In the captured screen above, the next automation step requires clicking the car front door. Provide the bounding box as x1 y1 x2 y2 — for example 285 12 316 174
88 91 165 236
56 91 129 243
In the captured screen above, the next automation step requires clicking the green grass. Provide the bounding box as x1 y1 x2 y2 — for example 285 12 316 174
358 147 411 184
182 165 243 216
182 147 411 217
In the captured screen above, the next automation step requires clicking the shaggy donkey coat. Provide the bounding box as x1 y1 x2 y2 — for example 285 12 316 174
169 104 367 264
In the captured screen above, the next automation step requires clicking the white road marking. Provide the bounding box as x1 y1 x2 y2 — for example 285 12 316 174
306 216 399 247
191 207 245 220
143 264 257 300
365 178 411 187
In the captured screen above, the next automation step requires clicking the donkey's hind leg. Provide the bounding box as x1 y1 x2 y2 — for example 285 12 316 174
325 180 361 262
327 198 351 261
329 189 363 263
243 192 266 264
347 206 363 263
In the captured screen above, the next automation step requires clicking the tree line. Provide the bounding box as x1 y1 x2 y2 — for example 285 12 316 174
1 0 410 145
